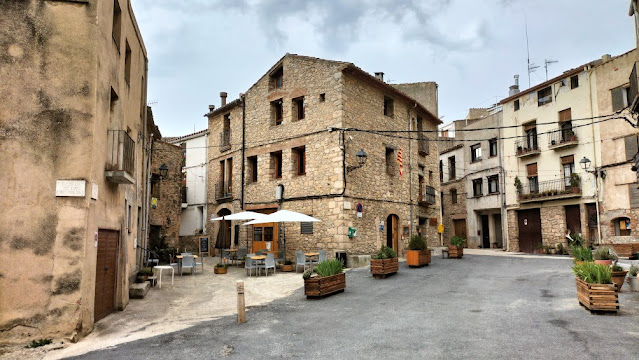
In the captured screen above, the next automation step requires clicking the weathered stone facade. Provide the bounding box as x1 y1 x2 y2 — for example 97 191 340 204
207 54 441 261
149 140 183 248
0 0 149 342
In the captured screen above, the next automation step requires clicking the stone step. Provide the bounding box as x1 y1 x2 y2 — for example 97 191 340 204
129 282 150 299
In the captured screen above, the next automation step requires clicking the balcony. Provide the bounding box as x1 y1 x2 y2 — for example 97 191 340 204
547 128 578 150
215 181 233 202
181 187 187 208
515 138 540 158
419 185 436 206
631 62 639 112
518 177 581 203
418 135 429 156
220 129 231 152
105 130 135 184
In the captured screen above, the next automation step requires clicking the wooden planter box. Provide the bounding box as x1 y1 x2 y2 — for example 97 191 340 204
406 249 431 267
281 264 294 272
448 246 463 259
370 257 399 278
214 267 228 274
304 272 345 298
576 278 618 312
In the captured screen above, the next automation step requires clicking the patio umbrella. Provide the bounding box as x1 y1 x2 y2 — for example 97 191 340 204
211 211 268 251
243 210 321 257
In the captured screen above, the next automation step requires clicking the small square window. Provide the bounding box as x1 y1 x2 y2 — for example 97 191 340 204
514 99 520 111
489 139 498 157
570 75 579 89
301 222 314 234
472 179 483 197
471 144 482 162
319 93 325 102
538 86 552 106
383 96 394 117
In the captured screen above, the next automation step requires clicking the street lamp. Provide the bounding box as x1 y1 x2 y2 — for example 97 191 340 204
579 157 591 172
347 149 368 172
159 163 169 179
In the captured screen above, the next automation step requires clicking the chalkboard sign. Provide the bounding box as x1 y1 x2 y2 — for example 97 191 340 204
199 236 210 257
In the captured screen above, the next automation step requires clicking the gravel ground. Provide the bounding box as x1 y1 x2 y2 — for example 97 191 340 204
67 254 639 359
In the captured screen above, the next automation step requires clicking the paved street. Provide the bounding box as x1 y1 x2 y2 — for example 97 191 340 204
69 254 639 359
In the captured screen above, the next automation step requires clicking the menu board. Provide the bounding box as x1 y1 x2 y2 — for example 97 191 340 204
199 236 210 257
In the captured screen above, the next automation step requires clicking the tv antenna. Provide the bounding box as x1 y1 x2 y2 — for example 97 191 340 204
544 59 558 80
147 100 158 106
524 12 539 87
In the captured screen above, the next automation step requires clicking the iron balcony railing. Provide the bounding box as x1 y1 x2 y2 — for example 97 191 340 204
547 128 577 146
419 185 436 205
515 137 539 156
220 129 231 152
106 130 135 176
519 177 581 201
215 180 232 201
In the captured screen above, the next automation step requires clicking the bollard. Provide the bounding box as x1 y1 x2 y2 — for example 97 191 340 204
237 280 246 324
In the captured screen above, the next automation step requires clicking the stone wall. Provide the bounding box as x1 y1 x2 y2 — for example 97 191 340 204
441 179 466 246
391 82 438 117
149 140 183 248
540 205 566 248
507 209 519 252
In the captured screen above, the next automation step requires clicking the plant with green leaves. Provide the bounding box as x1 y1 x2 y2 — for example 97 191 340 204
372 245 397 259
408 234 427 251
137 267 153 276
314 259 344 277
568 233 583 247
450 236 466 248
593 246 615 261
572 245 593 262
569 173 581 188
514 176 523 194
611 264 624 272
629 265 638 277
556 243 565 255
572 262 612 284
302 269 313 280
25 338 52 349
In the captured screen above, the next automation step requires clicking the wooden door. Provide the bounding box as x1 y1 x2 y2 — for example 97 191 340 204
586 203 597 245
481 215 490 248
565 205 581 235
453 219 467 239
517 209 542 253
94 229 118 323
252 223 278 252
386 214 399 251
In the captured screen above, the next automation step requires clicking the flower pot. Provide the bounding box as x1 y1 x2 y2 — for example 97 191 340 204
214 267 228 274
627 276 639 292
281 264 294 272
304 272 345 298
406 249 431 267
370 257 399 278
594 259 613 266
611 270 628 292
575 277 618 312
572 187 580 194
448 245 463 258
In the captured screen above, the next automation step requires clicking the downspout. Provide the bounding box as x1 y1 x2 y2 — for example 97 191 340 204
499 112 509 251
144 134 154 261
241 94 246 210
408 106 414 240
587 66 603 245
139 61 149 269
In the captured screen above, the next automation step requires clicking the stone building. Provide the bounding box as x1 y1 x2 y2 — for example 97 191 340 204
499 50 636 253
0 0 149 342
439 123 467 245
148 140 183 249
207 54 441 262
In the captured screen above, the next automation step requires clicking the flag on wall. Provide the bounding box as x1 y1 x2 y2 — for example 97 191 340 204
397 148 403 176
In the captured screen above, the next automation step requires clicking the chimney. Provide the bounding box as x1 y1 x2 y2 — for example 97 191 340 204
208 105 215 111
220 92 227 107
374 72 384 82
508 74 520 96
601 54 612 64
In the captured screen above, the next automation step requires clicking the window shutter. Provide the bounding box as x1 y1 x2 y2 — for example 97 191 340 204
629 184 639 208
561 155 574 165
625 135 639 161
300 222 314 234
612 87 625 112
526 163 538 177
558 108 572 122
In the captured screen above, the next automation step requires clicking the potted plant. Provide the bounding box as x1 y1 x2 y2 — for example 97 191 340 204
406 234 431 267
572 245 593 264
281 260 294 272
627 265 639 292
611 262 628 292
304 259 345 298
593 246 615 266
137 267 153 282
568 131 577 141
214 260 228 274
569 173 581 193
370 245 398 278
514 176 523 197
572 262 618 312
449 236 466 259
556 243 566 255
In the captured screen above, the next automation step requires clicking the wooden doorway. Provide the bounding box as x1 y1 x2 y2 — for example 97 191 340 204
252 223 278 252
565 205 581 235
586 203 597 245
386 214 399 251
517 209 542 253
453 219 467 239
481 215 490 248
94 229 118 323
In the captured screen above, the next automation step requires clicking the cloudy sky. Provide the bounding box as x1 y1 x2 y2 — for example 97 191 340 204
131 0 636 137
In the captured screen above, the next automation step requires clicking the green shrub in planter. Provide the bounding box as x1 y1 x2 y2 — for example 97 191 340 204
137 267 153 276
371 245 396 259
572 245 593 262
629 265 639 277
408 235 427 251
314 259 344 277
450 236 466 247
572 262 612 284
593 247 615 261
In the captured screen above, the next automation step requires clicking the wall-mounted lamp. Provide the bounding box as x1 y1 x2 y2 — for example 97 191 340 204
347 149 368 172
159 163 169 179
579 157 591 172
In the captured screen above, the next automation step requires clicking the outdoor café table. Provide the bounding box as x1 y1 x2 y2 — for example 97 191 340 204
305 252 319 271
153 265 174 288
249 255 266 276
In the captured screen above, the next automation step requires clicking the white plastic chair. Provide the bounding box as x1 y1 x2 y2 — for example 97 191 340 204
195 257 204 273
181 255 195 276
245 253 257 276
296 251 311 273
260 253 276 276
318 250 327 263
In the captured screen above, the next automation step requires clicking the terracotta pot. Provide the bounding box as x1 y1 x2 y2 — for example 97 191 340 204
611 270 628 292
281 264 294 272
594 259 613 266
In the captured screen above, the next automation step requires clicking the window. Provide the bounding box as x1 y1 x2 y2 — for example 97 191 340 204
271 99 283 125
293 146 306 176
218 158 233 198
448 156 456 180
383 96 394 117
271 151 282 179
525 123 538 150
561 155 575 186
612 85 631 111
124 40 131 85
570 75 579 89
270 66 283 90
301 222 314 234
624 135 639 161
489 139 498 157
293 97 305 120
127 203 132 233
527 163 538 193
471 144 482 162
472 179 483 197
385 147 396 175
417 116 429 155
253 227 263 243
319 93 325 102
439 160 443 182
614 217 632 236
451 189 458 204
248 156 258 183
538 86 552 106
112 0 122 50
514 99 520 111
488 175 499 194
151 174 160 198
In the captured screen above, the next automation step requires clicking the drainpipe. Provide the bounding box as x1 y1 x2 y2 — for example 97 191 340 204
143 134 154 263
240 94 246 210
408 106 414 240
586 66 603 245
139 62 149 269
498 112 509 251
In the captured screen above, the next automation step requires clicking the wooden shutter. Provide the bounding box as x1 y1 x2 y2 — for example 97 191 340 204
625 135 638 161
558 108 572 122
300 222 313 234
526 163 538 177
561 155 574 165
629 184 639 208
612 87 625 112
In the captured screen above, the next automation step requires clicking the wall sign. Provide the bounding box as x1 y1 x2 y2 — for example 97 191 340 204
348 227 357 237
356 203 363 217
56 180 86 197
199 236 210 257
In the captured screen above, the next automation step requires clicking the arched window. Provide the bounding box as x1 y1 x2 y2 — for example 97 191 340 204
613 217 631 236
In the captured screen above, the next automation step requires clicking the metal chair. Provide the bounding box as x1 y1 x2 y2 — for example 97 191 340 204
296 251 311 273
275 249 285 265
318 250 327 263
169 254 180 272
195 257 204 273
259 253 276 276
181 255 195 276
245 254 257 276
236 248 247 267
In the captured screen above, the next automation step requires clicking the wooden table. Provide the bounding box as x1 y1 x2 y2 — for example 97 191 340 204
176 255 199 259
249 255 266 276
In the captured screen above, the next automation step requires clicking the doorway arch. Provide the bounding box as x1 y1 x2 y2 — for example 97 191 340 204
386 214 399 252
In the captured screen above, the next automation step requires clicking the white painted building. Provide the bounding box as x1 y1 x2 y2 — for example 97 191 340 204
166 130 209 236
